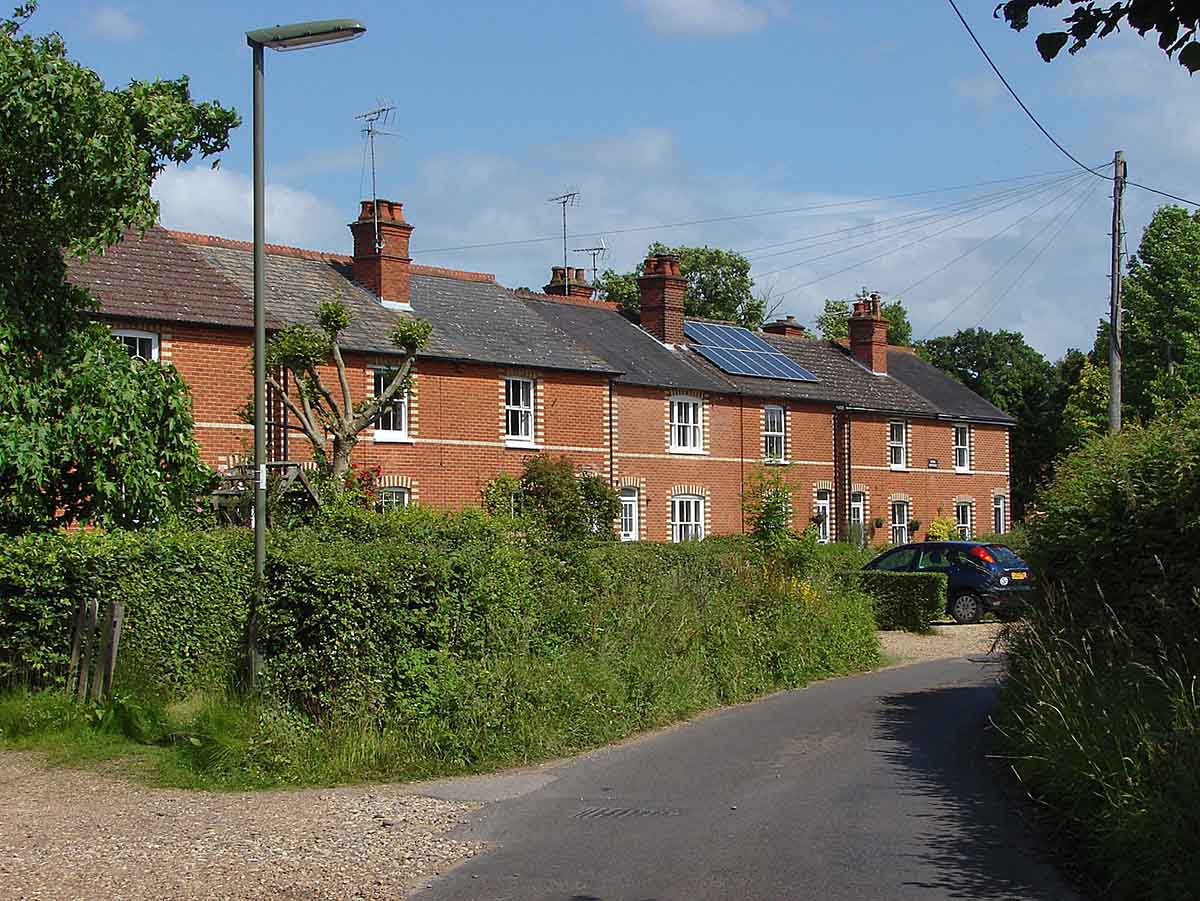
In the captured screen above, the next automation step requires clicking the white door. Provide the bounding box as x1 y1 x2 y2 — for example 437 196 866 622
620 488 639 541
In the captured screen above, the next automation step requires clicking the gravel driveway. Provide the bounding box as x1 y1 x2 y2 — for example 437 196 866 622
878 622 1004 667
0 753 481 900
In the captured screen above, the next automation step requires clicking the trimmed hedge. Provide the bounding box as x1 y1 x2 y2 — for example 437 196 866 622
856 571 946 632
0 529 251 692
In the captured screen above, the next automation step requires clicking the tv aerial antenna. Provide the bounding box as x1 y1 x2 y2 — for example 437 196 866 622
548 190 580 275
355 101 399 252
573 236 608 293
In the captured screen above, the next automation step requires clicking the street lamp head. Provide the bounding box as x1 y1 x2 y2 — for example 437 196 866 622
246 18 366 51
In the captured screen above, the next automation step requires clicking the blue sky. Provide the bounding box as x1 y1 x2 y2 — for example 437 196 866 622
29 1 1200 358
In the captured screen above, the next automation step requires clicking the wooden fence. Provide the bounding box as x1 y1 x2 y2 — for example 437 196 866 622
66 599 124 702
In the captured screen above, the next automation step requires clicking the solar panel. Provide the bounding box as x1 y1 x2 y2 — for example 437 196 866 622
683 321 817 382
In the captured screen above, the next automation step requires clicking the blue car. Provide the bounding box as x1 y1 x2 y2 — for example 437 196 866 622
863 540 1034 624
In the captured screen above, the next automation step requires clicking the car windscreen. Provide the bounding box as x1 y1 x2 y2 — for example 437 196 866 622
987 545 1026 567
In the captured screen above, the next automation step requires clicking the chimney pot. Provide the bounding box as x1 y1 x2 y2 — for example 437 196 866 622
349 198 414 306
637 253 686 344
848 288 888 374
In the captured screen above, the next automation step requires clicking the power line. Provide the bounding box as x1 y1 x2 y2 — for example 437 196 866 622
745 172 1082 264
410 167 1088 256
971 178 1104 330
761 173 1088 293
945 0 1200 208
920 177 1098 339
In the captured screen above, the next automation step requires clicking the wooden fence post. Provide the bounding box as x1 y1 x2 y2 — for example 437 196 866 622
66 599 87 695
75 600 98 702
99 602 124 700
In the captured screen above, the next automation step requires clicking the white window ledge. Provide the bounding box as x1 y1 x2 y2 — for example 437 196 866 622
504 439 540 450
373 431 413 444
954 468 972 475
763 458 789 466
669 447 706 456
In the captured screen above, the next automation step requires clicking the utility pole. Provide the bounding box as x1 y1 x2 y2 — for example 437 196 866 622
1108 150 1127 434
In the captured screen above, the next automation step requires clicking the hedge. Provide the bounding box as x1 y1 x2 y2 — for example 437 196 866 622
0 529 251 692
856 571 946 632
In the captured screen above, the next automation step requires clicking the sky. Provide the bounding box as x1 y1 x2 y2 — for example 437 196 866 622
26 0 1200 359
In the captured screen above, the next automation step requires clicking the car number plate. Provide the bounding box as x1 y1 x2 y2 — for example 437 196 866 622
1011 571 1027 580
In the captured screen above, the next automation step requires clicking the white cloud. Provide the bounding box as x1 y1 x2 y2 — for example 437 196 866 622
152 166 347 252
551 127 677 171
624 0 785 37
86 5 146 41
951 74 1003 110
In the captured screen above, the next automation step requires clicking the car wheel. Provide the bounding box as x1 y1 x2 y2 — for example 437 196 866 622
950 593 983 625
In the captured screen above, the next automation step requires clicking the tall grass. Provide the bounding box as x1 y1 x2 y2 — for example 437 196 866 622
996 595 1200 899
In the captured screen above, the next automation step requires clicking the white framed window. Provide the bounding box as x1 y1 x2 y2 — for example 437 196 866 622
953 424 970 472
763 405 785 462
888 421 907 470
504 377 535 444
377 486 410 512
671 494 704 543
113 329 158 361
669 396 703 454
993 495 1007 535
955 501 973 539
815 489 831 544
891 500 910 545
619 487 640 542
850 491 866 547
373 370 409 441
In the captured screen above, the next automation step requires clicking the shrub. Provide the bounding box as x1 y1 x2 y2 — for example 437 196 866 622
1026 400 1200 650
925 514 958 541
856 571 946 632
0 529 251 692
482 455 619 539
742 466 793 546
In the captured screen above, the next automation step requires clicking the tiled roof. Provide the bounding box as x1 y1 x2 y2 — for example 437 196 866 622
886 350 1017 424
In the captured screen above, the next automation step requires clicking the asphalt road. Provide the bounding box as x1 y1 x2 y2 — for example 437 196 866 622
412 655 1078 901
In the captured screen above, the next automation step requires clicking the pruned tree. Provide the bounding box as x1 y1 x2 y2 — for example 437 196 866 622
997 1 1200 72
259 300 431 480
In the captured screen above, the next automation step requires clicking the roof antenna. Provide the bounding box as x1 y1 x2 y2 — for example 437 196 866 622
355 101 399 253
573 236 608 297
548 191 580 277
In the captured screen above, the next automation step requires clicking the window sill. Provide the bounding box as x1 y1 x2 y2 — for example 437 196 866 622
889 465 907 472
669 447 706 456
954 468 972 475
763 458 789 466
504 439 540 450
373 432 413 444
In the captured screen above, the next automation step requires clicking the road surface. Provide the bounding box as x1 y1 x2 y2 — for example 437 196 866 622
412 655 1077 900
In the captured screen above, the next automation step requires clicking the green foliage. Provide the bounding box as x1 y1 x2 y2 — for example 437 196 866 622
816 297 912 345
856 571 946 632
925 514 959 541
0 529 251 691
0 8 238 532
918 328 1059 516
599 241 763 327
1122 206 1200 421
1059 357 1110 450
998 596 1200 899
998 1 1200 73
389 316 433 352
482 455 619 539
742 466 793 546
1025 398 1200 649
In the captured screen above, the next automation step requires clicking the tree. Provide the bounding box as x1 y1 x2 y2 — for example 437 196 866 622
482 455 619 539
0 4 239 532
1121 205 1200 421
1060 358 1110 449
259 301 431 480
598 241 764 327
917 329 1060 516
997 1 1200 72
815 297 913 345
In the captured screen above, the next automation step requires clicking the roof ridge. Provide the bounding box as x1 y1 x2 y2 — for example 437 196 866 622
518 290 621 311
411 264 496 284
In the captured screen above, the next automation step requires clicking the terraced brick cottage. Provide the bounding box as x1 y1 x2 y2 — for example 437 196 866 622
69 199 1015 544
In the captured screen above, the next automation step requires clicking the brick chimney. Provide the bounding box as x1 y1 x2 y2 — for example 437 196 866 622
543 266 594 299
762 315 807 337
848 290 888 374
637 254 686 345
349 199 414 308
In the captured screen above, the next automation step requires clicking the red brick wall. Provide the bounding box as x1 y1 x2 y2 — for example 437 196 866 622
107 320 1011 542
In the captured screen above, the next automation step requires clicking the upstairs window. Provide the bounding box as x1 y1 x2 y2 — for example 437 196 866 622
763 405 785 462
373 370 409 440
671 494 705 543
888 421 907 470
114 329 158 362
670 396 703 453
955 501 973 539
993 495 1007 535
505 377 535 443
953 424 970 472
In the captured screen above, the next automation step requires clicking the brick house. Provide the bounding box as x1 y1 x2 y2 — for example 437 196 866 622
69 199 1015 544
